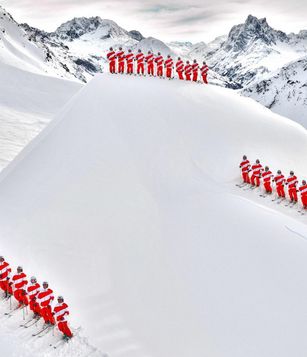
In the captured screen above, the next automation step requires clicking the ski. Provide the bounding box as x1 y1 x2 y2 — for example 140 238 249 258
20 316 40 328
243 185 257 191
4 306 21 317
32 324 52 337
50 337 71 349
236 183 248 188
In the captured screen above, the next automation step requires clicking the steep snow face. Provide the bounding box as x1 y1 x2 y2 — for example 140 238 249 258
0 62 82 170
0 75 307 357
242 57 307 127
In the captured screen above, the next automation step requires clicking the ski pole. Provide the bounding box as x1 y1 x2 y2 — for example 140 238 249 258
23 305 25 320
9 295 12 310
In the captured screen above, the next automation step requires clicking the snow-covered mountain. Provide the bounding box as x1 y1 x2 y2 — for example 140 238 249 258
1 73 307 357
242 57 307 126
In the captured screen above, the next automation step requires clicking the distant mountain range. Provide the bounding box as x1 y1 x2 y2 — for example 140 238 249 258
0 5 306 124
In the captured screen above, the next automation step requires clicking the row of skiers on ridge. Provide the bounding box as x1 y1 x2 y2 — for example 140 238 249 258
0 256 73 339
107 47 209 83
240 156 307 208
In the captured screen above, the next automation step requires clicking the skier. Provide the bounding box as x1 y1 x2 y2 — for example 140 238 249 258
125 49 134 75
250 159 263 186
176 57 184 80
274 170 286 198
239 155 250 183
107 47 116 74
53 296 73 339
200 61 209 84
298 180 307 209
37 281 55 325
27 276 41 317
135 49 145 75
262 166 274 193
0 256 11 298
192 59 199 82
165 55 173 79
155 52 164 77
116 47 125 74
286 171 298 202
11 266 28 307
184 60 192 81
145 51 154 76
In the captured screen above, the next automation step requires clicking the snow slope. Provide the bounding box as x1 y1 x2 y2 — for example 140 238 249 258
0 75 307 357
0 62 82 170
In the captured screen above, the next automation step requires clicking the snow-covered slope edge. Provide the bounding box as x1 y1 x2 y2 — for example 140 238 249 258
0 75 307 357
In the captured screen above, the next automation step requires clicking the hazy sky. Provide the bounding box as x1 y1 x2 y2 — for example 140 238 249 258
1 0 307 42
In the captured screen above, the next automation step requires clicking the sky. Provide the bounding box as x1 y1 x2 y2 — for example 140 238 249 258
1 0 307 42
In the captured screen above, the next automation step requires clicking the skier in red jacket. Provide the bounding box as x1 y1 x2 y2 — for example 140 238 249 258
165 55 173 79
192 59 199 82
135 49 145 75
155 52 164 77
37 281 55 325
274 170 286 198
176 57 184 80
262 166 274 193
250 159 263 186
184 61 192 81
201 61 209 84
0 256 11 298
53 296 73 339
145 51 154 76
298 180 307 209
11 266 28 307
239 155 250 183
116 47 125 74
27 276 41 316
125 49 134 75
286 171 298 202
107 47 116 74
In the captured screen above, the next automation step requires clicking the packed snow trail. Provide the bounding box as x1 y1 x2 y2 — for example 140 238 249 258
0 74 307 357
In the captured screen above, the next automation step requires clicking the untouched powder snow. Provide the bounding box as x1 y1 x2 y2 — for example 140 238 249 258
0 74 307 357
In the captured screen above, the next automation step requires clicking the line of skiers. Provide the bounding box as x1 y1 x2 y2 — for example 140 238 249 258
107 47 209 83
0 257 73 339
240 155 307 208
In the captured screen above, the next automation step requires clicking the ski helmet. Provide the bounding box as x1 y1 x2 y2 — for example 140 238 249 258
109 47 113 51
303 180 306 185
167 54 170 58
30 276 37 283
138 49 141 53
193 59 197 63
158 52 161 55
148 50 151 54
42 281 48 287
0 256 4 262
243 155 247 160
57 296 64 301
128 49 131 53
178 57 181 60
17 266 23 272
277 170 281 174
256 159 260 164
203 61 206 64
119 47 122 50
265 166 269 171
186 60 190 64
290 171 294 175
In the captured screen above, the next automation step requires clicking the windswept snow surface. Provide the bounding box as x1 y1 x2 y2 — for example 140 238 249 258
0 63 82 170
0 75 307 357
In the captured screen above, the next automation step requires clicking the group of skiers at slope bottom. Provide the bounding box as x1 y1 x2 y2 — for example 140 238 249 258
107 47 209 83
0 258 73 339
240 155 307 208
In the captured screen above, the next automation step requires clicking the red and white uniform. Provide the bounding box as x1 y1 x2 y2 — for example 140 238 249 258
37 288 55 324
262 170 273 193
250 163 263 186
299 184 307 208
165 57 173 78
287 175 298 201
53 302 73 337
201 64 209 84
239 159 250 183
136 52 145 75
155 55 164 77
116 50 125 73
0 260 11 294
192 62 199 82
125 52 134 74
107 50 116 73
176 59 184 80
27 282 41 314
11 272 28 306
274 174 285 198
184 63 192 81
145 53 154 75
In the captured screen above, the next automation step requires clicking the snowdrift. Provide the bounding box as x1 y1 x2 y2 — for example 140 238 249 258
0 74 307 357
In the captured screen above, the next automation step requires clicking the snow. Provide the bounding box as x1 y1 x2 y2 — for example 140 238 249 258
0 62 82 170
0 74 307 356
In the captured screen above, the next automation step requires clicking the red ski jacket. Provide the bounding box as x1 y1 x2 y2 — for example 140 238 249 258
0 261 11 281
54 302 70 322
